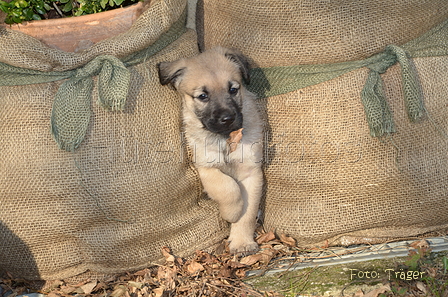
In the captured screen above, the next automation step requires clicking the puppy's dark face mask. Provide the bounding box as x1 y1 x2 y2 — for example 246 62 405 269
191 81 243 136
157 47 251 137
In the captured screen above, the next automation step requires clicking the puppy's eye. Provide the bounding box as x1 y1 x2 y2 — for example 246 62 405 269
229 87 239 95
196 93 209 102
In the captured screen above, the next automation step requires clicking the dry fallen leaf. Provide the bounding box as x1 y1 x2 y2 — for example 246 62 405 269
79 280 97 295
157 265 177 290
279 233 296 247
152 287 165 297
128 281 144 289
175 257 184 266
416 281 427 294
161 246 175 263
260 248 277 265
186 260 205 276
218 264 234 278
227 128 244 153
140 286 151 297
256 231 276 244
240 254 263 266
410 239 430 250
133 269 149 276
229 260 247 269
1 228 325 297
235 269 247 279
110 285 128 297
353 289 364 297
427 266 438 278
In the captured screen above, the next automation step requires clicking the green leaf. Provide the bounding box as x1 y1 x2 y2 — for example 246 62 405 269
398 287 407 295
12 15 22 23
443 256 448 274
31 13 41 20
0 0 8 9
114 0 124 5
4 16 14 24
16 0 28 8
62 1 72 11
99 0 107 9
405 253 420 270
43 2 51 10
18 0 29 8
35 7 45 14
23 7 33 18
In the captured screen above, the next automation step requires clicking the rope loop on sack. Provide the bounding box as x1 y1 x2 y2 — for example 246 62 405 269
0 6 187 151
248 18 448 138
51 55 130 151
361 45 425 137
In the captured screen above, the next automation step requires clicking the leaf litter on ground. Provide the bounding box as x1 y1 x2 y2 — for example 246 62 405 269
1 228 445 297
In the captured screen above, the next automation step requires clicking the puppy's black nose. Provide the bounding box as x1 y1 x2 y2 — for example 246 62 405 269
220 114 235 126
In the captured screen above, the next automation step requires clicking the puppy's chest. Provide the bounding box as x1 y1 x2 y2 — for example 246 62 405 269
187 135 255 167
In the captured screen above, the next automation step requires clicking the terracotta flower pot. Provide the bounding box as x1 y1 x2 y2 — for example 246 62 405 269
1 1 144 52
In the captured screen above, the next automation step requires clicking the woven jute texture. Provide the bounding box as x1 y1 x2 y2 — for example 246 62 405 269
0 0 228 281
198 0 448 247
259 60 448 247
197 0 448 66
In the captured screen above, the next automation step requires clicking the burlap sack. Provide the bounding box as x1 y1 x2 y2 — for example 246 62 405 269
0 0 228 281
198 0 448 247
197 0 448 66
258 59 448 247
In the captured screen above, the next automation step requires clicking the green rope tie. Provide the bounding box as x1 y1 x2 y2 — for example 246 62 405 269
248 18 448 138
248 44 428 138
361 45 424 137
0 6 187 151
51 55 129 151
0 13 447 149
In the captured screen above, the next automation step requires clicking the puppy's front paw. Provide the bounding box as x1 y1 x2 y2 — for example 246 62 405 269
217 184 243 223
219 200 243 223
228 238 259 255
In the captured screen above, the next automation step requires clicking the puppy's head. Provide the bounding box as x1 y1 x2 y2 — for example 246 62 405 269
157 47 251 136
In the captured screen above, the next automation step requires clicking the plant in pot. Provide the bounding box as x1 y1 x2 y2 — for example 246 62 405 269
0 0 145 51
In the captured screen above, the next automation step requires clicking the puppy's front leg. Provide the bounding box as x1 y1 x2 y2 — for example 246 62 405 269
196 167 244 223
228 167 263 253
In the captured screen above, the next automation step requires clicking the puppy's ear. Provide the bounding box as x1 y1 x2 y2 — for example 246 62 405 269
157 60 186 88
224 49 251 84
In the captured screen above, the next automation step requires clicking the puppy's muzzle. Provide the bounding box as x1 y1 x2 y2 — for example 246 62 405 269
204 109 243 136
220 113 236 127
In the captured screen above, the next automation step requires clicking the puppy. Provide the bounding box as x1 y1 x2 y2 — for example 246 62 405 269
158 47 264 253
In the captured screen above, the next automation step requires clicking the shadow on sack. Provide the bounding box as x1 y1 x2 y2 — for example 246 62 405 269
0 220 40 280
